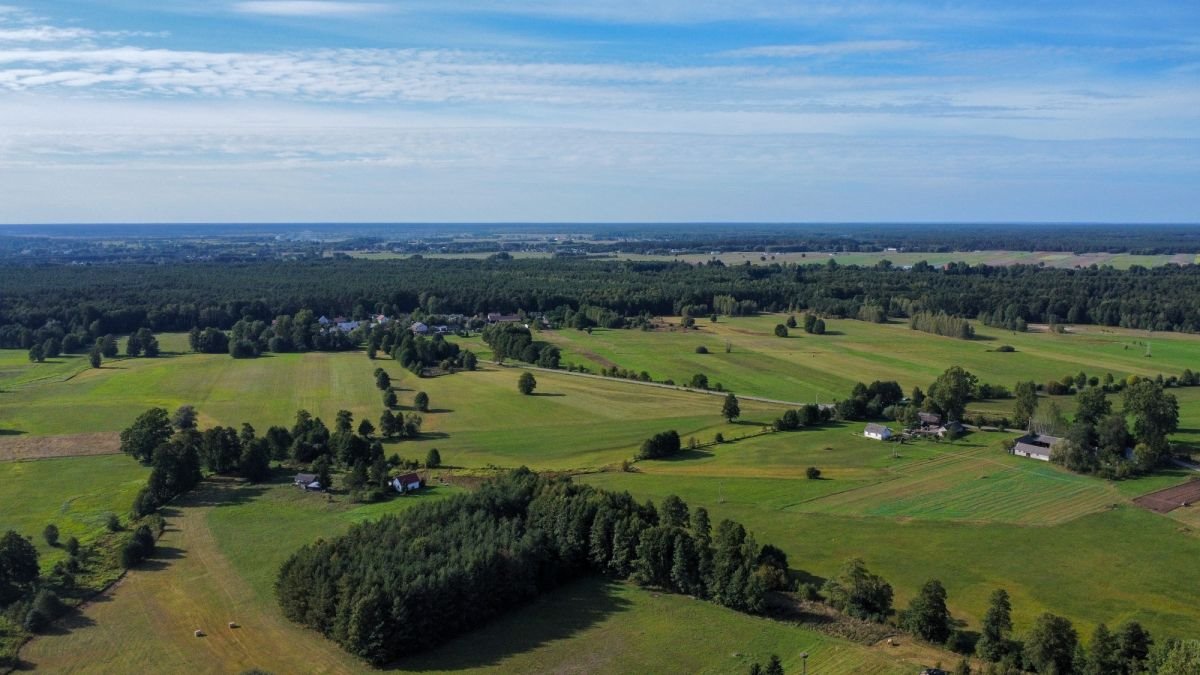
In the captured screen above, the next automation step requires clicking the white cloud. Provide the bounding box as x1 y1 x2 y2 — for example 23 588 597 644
232 1 388 17
719 40 923 58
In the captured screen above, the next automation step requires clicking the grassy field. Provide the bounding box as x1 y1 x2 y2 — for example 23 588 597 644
10 316 1200 672
21 477 916 675
0 455 148 569
543 315 1200 409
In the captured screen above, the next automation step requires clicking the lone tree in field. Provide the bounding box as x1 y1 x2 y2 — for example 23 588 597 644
774 324 788 338
806 467 821 479
88 346 102 369
42 524 59 547
425 448 441 469
722 393 741 422
375 369 391 390
383 388 398 408
518 372 537 395
900 579 952 644
414 391 430 412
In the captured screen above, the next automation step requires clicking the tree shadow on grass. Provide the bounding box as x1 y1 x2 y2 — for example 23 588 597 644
531 392 566 397
388 577 633 672
178 479 271 509
657 448 714 461
0 428 26 436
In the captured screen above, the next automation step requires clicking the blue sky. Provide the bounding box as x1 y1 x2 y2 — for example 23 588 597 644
0 1 1196 223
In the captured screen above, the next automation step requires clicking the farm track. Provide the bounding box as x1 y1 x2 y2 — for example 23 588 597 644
20 480 364 674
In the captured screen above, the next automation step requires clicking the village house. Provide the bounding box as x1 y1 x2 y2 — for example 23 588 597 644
410 321 429 335
317 315 331 326
391 472 423 493
293 473 322 491
864 423 893 441
336 320 359 332
1012 433 1060 461
487 312 521 324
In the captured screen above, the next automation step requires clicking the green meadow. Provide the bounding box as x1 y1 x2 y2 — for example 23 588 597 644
7 315 1200 672
544 315 1200 405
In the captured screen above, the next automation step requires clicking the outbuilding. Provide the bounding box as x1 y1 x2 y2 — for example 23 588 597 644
864 423 893 441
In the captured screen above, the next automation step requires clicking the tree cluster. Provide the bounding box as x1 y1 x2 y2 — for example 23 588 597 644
482 323 560 368
276 470 786 665
637 430 682 459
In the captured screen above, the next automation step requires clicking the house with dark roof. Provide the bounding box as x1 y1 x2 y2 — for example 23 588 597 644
863 423 893 441
1012 433 1060 461
918 411 942 427
391 472 423 493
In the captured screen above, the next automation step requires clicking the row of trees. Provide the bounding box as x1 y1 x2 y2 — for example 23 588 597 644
910 311 975 339
276 470 787 665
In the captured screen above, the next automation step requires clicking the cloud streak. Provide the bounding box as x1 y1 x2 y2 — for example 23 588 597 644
232 1 388 17
719 40 923 58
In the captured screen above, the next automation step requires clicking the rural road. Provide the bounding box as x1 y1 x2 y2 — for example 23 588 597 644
490 361 832 410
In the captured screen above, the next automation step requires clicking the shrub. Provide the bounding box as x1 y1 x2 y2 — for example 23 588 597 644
694 345 709 354
42 524 59 547
714 432 725 443
105 512 121 532
806 467 821 480
995 345 1016 352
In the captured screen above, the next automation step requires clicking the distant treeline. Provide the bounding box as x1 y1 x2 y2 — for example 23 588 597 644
6 257 1200 347
276 469 786 665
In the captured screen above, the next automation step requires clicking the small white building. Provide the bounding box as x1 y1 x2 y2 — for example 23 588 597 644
864 423 893 441
391 472 423 493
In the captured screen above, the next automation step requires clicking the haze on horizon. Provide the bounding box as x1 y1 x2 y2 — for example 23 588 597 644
0 1 1197 224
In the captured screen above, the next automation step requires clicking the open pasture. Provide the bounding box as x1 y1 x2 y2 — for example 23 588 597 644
0 342 788 469
580 470 1200 640
786 437 1121 525
22 477 913 675
545 315 1200 407
0 455 148 569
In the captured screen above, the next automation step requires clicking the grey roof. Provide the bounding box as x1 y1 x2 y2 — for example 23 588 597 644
294 473 317 483
1013 442 1053 458
864 423 891 434
918 412 942 424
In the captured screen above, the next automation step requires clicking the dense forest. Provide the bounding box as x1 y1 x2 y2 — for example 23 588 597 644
4 257 1200 348
275 469 787 665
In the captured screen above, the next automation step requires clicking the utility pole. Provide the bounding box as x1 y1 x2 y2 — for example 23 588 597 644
800 652 809 675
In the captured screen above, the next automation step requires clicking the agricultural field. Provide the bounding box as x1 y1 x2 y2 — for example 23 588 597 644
543 315 1200 412
7 314 1200 672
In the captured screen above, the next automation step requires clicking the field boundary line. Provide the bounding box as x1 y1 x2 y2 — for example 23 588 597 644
487 361 825 408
